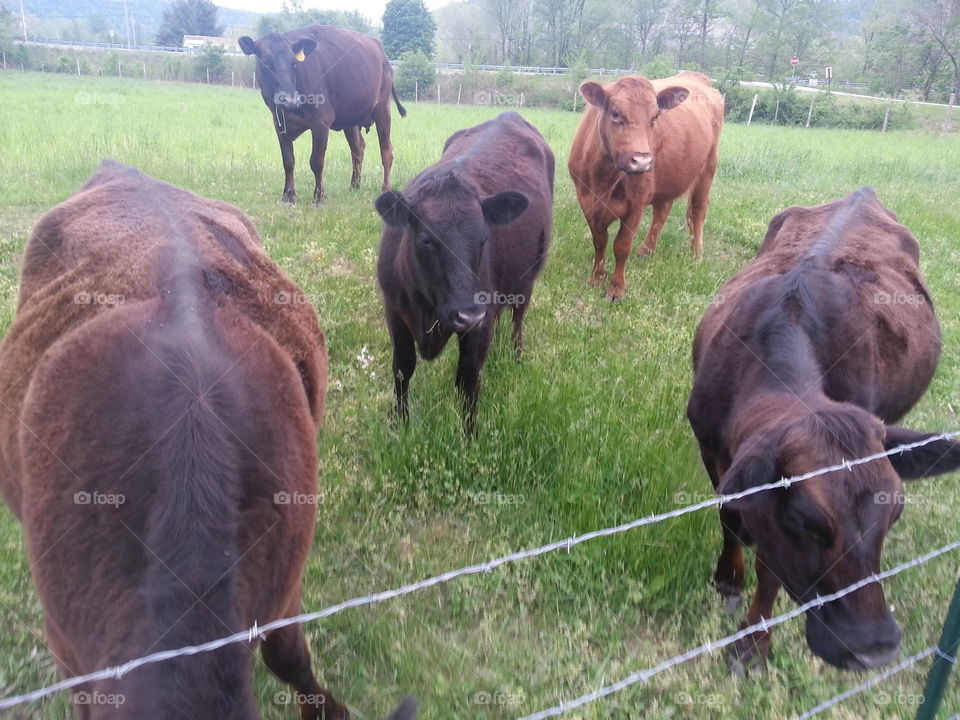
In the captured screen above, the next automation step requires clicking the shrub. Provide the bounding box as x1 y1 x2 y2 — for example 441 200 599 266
394 50 435 100
195 43 226 82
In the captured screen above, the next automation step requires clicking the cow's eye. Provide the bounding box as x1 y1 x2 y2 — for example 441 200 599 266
417 233 434 248
783 505 834 547
650 113 661 126
610 109 622 121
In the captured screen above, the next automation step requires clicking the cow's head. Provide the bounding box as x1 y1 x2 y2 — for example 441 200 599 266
580 77 689 174
720 406 960 670
239 33 317 109
375 175 528 335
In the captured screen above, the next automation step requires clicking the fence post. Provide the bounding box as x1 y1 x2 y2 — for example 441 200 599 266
747 93 758 125
437 83 440 103
143 62 146 79
944 93 956 133
573 89 577 112
457 83 461 106
773 98 780 123
206 68 210 84
805 95 815 128
520 92 524 108
76 57 80 76
415 81 418 102
231 70 234 86
882 101 891 132
118 60 122 78
915 576 960 720
2 52 5 69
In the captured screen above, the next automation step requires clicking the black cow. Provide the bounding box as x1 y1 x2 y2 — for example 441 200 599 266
375 112 554 431
239 25 406 204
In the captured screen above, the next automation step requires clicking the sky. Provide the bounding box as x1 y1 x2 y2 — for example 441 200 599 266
217 0 453 27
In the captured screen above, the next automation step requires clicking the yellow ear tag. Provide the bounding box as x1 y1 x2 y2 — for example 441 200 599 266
294 49 305 62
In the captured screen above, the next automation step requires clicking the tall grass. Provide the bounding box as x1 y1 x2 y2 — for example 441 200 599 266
0 70 958 719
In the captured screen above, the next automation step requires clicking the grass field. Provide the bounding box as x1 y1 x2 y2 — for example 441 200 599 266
0 71 959 720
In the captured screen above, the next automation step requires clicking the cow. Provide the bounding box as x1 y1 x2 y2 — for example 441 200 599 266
239 25 407 204
375 112 554 433
687 187 960 673
568 71 723 299
0 161 417 720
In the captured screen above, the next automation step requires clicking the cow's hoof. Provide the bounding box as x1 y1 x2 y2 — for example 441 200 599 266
280 194 297 205
722 593 743 614
606 286 626 301
728 634 770 675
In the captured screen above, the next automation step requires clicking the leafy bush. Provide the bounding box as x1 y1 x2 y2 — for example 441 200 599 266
195 43 226 82
394 50 436 100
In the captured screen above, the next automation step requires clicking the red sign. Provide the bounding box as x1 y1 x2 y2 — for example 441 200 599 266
790 56 800 66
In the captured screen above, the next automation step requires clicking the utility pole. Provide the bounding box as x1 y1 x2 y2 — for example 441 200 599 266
122 0 132 48
18 0 27 41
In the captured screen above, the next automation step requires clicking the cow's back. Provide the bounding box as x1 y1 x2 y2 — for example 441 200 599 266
441 112 554 297
0 161 327 516
288 24 391 127
646 72 723 202
692 188 939 423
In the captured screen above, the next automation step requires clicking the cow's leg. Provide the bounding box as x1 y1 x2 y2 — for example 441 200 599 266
455 324 492 435
373 102 394 192
511 303 527 361
714 507 746 610
586 214 610 286
730 557 781 674
308 125 330 206
638 200 673 256
344 126 365 189
261 607 349 720
686 148 718 259
607 210 644 300
388 313 416 421
278 133 297 204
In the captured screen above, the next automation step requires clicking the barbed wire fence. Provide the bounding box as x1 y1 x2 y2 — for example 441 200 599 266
0 431 958 717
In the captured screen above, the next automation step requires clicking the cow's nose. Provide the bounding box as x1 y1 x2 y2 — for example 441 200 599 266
626 153 653 173
450 309 486 333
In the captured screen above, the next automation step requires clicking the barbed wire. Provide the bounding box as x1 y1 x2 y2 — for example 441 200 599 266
517 537 960 720
0 430 957 710
792 645 936 719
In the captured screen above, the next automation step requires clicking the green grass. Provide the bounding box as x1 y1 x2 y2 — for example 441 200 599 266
0 70 959 720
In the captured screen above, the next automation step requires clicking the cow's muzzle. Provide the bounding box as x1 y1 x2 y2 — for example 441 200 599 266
617 152 654 174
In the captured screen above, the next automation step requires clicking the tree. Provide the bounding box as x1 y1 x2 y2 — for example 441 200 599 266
393 49 437 97
155 0 224 47
0 2 14 51
256 9 375 37
382 0 437 59
913 0 960 94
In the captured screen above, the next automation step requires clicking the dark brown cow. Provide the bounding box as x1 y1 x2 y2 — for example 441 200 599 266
376 111 554 432
0 162 416 720
687 187 960 672
568 71 723 299
239 25 406 204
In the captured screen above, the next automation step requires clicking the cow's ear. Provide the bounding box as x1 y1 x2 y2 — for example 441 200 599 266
481 191 528 226
884 426 960 479
238 36 257 56
580 82 606 108
717 446 779 509
292 38 317 61
375 191 413 227
657 86 689 110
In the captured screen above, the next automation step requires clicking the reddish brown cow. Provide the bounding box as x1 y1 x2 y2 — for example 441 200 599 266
0 162 416 720
687 188 960 672
568 71 723 299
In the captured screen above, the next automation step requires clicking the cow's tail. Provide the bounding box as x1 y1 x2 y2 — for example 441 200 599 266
392 84 407 117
